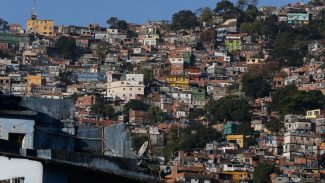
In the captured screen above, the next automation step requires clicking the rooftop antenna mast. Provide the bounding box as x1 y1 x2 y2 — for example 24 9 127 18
31 0 37 20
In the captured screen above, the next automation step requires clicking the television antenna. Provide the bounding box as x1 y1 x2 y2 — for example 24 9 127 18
31 0 37 20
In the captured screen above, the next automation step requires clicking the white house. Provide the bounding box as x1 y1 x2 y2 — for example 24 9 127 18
0 156 43 183
0 111 36 149
107 73 145 101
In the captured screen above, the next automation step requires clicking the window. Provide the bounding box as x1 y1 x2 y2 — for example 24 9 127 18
12 178 24 183
123 88 125 90
130 88 132 91
138 88 141 91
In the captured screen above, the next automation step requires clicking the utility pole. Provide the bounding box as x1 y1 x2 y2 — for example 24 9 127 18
101 126 104 155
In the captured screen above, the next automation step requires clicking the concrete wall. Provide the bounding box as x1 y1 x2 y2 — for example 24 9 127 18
76 124 136 158
0 117 34 149
104 123 136 158
20 97 75 121
0 156 43 183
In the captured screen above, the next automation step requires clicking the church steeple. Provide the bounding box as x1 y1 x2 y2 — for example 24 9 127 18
31 0 37 20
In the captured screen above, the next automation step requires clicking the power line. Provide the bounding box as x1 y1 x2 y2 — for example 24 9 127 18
36 127 101 140
35 127 123 157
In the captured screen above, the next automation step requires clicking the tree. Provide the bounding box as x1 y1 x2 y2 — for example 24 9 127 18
90 103 118 120
187 108 206 120
95 41 110 62
171 10 199 30
240 21 263 35
0 49 10 59
237 0 248 10
265 118 284 135
271 84 297 111
179 124 222 151
235 121 254 136
146 106 162 124
123 100 148 122
245 5 259 22
207 96 251 123
162 125 181 160
253 163 277 183
214 0 242 20
200 7 214 25
107 17 118 28
131 134 148 151
116 20 128 30
55 36 78 59
0 18 9 32
163 124 221 158
106 17 128 30
138 68 153 83
242 72 271 99
271 85 325 115
214 0 235 14
309 0 325 7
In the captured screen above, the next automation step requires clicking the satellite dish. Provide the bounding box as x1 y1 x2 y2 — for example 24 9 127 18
138 141 148 158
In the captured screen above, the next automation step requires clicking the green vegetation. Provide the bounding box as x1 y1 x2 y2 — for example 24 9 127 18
187 108 206 120
131 134 148 151
242 72 271 99
106 17 128 30
123 100 148 122
235 121 254 136
171 10 199 30
146 106 162 124
90 97 118 120
272 85 325 115
199 7 214 25
214 1 241 20
265 118 284 135
207 96 251 123
95 41 110 62
55 36 78 59
253 163 277 183
138 68 153 83
163 124 222 159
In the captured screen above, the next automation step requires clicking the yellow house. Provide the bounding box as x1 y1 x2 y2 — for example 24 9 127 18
166 76 189 90
221 172 250 183
226 135 246 148
26 19 54 37
306 109 324 119
27 75 45 95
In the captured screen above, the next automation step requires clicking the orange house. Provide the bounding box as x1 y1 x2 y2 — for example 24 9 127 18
27 75 45 95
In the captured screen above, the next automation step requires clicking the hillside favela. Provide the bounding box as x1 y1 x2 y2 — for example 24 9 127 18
0 0 325 182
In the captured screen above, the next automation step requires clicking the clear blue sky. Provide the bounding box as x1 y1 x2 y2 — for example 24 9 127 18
0 0 308 27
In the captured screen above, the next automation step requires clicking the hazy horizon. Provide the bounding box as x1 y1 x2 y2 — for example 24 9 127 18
0 0 309 27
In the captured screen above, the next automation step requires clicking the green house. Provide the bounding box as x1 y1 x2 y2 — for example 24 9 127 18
191 88 205 102
223 123 237 135
287 13 309 25
225 40 241 52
